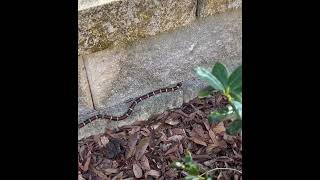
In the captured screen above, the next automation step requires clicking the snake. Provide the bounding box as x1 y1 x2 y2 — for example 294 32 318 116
78 82 182 129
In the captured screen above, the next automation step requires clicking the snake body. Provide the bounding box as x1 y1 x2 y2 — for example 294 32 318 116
78 82 182 129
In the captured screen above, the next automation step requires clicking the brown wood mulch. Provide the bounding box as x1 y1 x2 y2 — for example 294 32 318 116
78 93 242 180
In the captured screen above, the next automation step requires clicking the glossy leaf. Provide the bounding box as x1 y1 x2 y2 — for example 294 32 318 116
184 176 201 180
228 65 242 92
184 151 193 163
230 91 242 102
185 163 199 176
211 62 229 88
208 107 232 124
226 119 242 135
195 67 224 91
198 86 215 98
232 84 242 94
231 100 242 119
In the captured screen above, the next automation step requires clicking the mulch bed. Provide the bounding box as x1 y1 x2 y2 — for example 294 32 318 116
78 92 242 180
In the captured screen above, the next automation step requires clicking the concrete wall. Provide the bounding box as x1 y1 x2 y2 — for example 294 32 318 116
78 0 241 56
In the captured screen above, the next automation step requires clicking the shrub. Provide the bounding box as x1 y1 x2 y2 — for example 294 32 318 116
195 63 242 135
172 151 212 180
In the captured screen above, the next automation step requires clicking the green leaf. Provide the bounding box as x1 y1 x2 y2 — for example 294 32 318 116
208 108 230 124
184 176 201 180
195 67 224 91
212 62 229 88
184 151 193 163
228 65 242 92
231 101 242 119
232 84 242 94
198 86 215 98
226 119 242 135
185 163 199 176
183 152 200 176
230 91 242 102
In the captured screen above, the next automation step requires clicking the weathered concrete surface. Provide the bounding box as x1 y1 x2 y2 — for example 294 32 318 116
78 56 94 117
83 50 123 109
79 0 119 11
84 9 241 109
78 0 197 56
227 0 242 9
197 0 242 17
79 9 241 140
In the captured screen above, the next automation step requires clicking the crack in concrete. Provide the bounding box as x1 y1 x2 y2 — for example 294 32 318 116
82 55 97 110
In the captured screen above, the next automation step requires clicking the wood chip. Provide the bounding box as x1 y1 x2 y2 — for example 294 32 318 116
91 167 109 179
223 133 235 144
126 133 138 159
78 174 86 180
165 144 179 155
159 132 167 142
103 168 119 175
206 143 220 153
135 137 150 160
133 163 143 178
161 143 172 152
142 127 150 134
207 140 228 153
149 121 161 130
83 152 91 172
204 159 217 166
114 131 127 139
112 161 119 168
171 128 186 135
105 129 118 138
212 122 226 134
203 120 211 131
128 127 141 134
208 129 217 143
140 155 151 171
179 144 184 154
111 171 123 180
168 154 178 161
140 130 149 137
190 137 207 146
167 135 184 142
193 124 206 138
192 154 211 160
100 136 109 147
165 118 180 125
165 169 178 178
145 170 161 178
97 159 112 169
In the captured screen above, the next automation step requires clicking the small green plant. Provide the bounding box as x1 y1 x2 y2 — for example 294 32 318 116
173 152 242 179
172 151 212 180
195 63 242 135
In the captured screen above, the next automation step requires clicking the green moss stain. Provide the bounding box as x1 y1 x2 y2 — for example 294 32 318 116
79 0 196 55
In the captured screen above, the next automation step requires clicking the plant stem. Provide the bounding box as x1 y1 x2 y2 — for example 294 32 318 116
200 168 242 177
